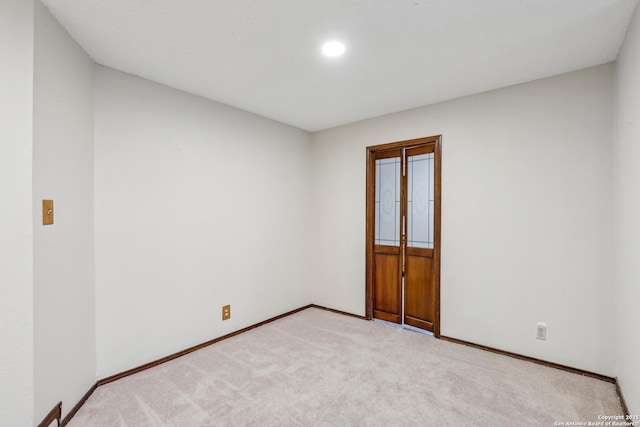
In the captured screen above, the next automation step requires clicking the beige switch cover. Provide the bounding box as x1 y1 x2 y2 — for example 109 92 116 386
42 200 54 225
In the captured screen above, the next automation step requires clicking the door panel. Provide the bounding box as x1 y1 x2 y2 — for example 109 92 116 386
404 254 435 331
373 250 401 323
372 149 403 324
375 154 401 247
403 144 436 332
406 146 435 249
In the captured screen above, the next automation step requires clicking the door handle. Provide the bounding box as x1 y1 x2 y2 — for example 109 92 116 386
402 234 406 274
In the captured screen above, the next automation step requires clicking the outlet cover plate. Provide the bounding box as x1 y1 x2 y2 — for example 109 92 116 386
536 322 547 340
222 305 231 321
42 200 54 225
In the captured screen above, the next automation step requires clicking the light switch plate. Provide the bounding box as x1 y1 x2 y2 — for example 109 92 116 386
42 200 54 225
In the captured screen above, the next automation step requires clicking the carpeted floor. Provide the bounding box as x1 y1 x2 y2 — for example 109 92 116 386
68 308 622 426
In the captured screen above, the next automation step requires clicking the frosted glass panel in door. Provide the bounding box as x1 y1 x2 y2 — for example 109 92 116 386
407 153 434 248
375 157 400 246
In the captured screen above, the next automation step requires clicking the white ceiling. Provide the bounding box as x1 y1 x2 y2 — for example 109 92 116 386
42 0 638 132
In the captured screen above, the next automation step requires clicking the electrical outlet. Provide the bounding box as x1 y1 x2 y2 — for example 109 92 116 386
536 322 546 340
222 305 231 321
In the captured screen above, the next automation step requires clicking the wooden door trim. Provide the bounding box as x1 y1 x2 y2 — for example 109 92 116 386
374 148 403 160
433 136 442 337
368 135 440 152
365 135 442 337
374 245 401 255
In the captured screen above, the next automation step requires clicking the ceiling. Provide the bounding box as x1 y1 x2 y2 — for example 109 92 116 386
41 0 638 132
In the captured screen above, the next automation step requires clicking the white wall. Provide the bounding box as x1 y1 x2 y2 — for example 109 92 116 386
94 66 313 378
0 0 34 425
311 64 615 376
614 2 640 416
0 1 629 421
33 1 96 422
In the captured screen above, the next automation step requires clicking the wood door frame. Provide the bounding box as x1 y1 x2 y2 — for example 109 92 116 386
365 135 442 337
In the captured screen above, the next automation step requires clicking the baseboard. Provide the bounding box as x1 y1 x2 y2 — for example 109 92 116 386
37 401 61 427
55 304 363 425
97 304 364 386
310 304 367 320
616 378 634 425
98 304 314 386
61 304 316 425
49 307 630 426
439 335 615 384
439 336 640 421
60 384 97 427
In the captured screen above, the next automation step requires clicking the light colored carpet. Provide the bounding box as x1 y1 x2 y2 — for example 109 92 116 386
68 308 622 426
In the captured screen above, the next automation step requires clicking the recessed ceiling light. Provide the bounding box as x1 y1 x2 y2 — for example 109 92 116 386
322 41 345 57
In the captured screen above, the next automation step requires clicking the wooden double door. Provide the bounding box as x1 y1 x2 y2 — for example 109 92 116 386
366 136 441 335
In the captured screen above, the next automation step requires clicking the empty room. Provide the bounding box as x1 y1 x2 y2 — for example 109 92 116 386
2 0 640 426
